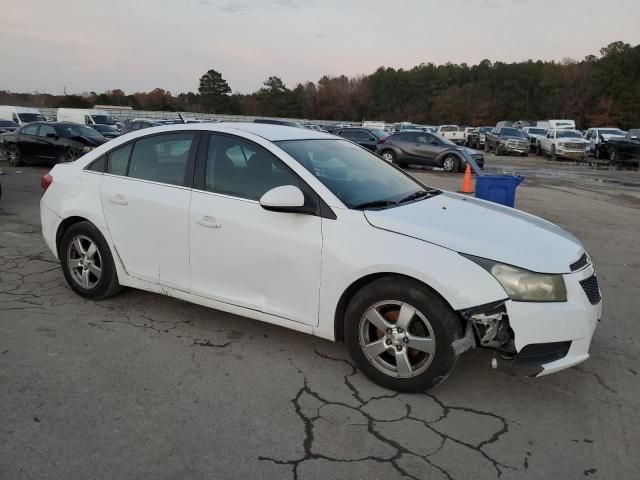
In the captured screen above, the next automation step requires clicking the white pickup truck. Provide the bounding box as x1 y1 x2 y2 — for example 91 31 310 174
435 125 465 145
537 128 589 161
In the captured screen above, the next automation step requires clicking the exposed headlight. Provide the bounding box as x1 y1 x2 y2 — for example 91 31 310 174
82 146 93 153
462 255 567 302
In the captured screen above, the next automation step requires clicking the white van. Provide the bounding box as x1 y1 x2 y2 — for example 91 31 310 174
537 119 576 130
56 108 116 126
0 106 47 125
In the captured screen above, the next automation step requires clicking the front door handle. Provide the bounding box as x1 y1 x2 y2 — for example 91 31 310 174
110 194 128 205
196 215 221 228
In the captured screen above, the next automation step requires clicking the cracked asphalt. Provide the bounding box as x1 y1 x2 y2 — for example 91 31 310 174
1 155 639 480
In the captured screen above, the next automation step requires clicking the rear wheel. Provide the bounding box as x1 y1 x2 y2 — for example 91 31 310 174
62 147 80 163
380 150 395 163
344 276 462 392
6 144 22 166
60 221 122 300
610 148 619 167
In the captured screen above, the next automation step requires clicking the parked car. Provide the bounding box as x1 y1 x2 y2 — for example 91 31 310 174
119 119 165 135
376 130 484 172
337 127 387 152
0 122 108 166
485 127 529 156
0 120 19 133
467 127 493 150
607 129 640 168
253 118 305 128
522 126 548 152
463 127 476 146
0 106 47 125
322 125 344 134
40 123 600 391
537 129 588 161
90 124 121 139
435 125 465 145
57 108 117 126
584 128 625 159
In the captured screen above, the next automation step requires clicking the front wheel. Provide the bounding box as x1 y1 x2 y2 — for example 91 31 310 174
344 276 462 392
550 146 557 161
60 221 122 300
484 141 490 153
610 148 619 166
536 143 542 156
6 144 23 166
442 155 459 173
62 147 80 163
494 143 501 156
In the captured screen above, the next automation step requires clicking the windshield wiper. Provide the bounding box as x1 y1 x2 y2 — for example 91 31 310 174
397 190 433 204
351 200 398 210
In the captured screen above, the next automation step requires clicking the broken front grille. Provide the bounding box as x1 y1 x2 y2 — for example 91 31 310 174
570 253 589 271
579 275 601 305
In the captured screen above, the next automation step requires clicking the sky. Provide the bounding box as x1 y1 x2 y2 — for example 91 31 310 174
1 0 639 95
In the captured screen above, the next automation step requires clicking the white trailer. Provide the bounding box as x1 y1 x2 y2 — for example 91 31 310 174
537 119 575 130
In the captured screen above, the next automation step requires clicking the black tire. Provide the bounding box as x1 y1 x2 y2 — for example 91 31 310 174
610 148 619 166
6 144 23 167
61 147 80 163
494 143 501 156
380 150 396 164
594 148 601 160
484 141 490 153
550 145 557 161
60 221 122 300
521 152 528 157
536 143 542 156
344 276 462 392
442 155 459 173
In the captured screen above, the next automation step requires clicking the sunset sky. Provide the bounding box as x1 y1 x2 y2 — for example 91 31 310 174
1 0 639 95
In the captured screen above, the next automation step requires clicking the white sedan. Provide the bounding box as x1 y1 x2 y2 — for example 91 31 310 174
40 123 602 391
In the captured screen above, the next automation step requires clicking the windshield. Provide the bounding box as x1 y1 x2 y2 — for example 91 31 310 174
94 125 119 133
556 130 582 139
60 124 105 139
479 127 493 133
598 129 624 136
276 139 437 209
528 128 546 135
500 128 524 137
91 115 116 125
0 120 18 127
18 113 46 123
440 126 458 132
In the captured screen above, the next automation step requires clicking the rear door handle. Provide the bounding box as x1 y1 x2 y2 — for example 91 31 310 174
110 194 128 205
196 215 221 228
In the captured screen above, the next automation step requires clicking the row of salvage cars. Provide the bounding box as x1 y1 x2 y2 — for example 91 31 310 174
466 123 639 168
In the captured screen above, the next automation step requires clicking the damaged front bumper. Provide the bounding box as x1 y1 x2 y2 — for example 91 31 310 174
459 264 602 377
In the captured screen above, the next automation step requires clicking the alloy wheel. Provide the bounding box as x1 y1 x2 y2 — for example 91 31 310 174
7 145 19 166
381 152 394 163
443 156 456 172
64 148 79 162
359 301 436 378
67 235 102 289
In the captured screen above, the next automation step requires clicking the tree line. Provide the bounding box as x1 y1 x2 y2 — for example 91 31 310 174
1 41 638 128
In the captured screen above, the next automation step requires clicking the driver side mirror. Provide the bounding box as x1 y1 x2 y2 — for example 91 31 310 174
46 133 58 139
260 185 311 214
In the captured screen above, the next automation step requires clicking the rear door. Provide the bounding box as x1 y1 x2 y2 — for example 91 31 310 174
100 132 199 290
17 124 40 159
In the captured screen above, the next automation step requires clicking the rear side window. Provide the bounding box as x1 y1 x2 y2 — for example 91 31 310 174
106 143 132 176
23 124 39 135
87 156 106 172
127 133 195 186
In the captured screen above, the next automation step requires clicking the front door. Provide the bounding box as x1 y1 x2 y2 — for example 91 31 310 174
35 123 58 162
100 132 198 290
189 133 322 325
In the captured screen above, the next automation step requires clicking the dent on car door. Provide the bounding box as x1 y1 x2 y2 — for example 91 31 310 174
100 132 199 289
188 133 323 325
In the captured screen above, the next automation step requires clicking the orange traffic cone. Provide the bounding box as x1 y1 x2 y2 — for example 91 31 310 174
459 164 474 194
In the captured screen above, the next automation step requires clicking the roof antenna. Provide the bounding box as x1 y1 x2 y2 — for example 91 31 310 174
178 113 186 124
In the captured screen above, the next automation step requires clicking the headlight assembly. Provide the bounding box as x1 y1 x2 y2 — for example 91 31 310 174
462 254 567 302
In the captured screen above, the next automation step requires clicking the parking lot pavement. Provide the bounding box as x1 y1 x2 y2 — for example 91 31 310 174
1 159 639 480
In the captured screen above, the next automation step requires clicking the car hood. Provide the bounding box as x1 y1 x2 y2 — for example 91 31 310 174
461 147 482 156
500 136 527 141
364 192 583 274
600 133 625 141
70 135 108 146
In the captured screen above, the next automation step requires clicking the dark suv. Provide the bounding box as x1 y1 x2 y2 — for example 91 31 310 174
337 127 387 152
376 131 484 172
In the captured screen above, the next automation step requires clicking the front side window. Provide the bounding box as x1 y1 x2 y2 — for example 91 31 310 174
128 133 195 186
106 143 132 176
205 134 302 200
277 139 434 209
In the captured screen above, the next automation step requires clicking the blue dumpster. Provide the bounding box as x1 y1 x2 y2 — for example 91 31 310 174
475 175 524 207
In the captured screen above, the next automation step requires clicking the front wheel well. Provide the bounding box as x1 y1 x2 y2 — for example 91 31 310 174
333 273 458 342
55 216 91 257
